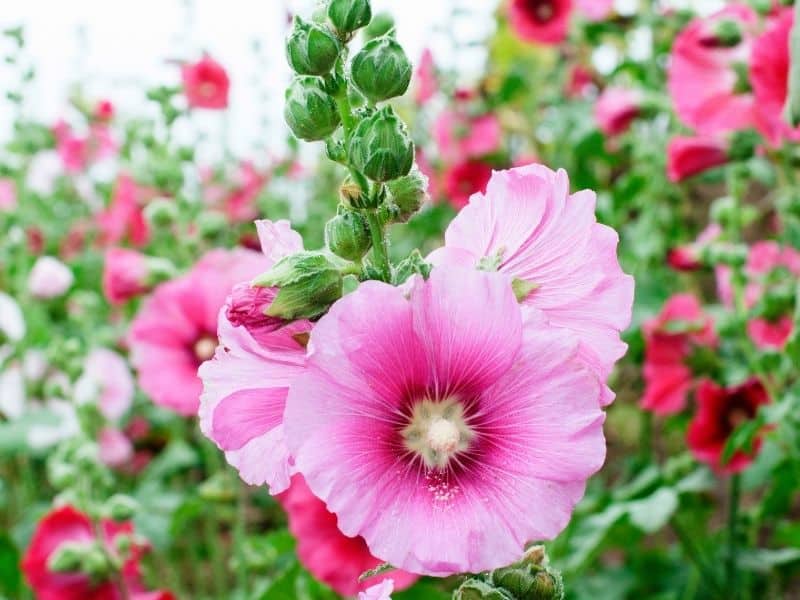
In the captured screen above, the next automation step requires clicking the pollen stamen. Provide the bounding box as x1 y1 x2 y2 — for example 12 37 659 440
402 397 474 470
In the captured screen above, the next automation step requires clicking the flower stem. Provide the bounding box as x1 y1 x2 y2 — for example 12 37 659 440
365 210 391 282
671 519 724 596
726 473 742 598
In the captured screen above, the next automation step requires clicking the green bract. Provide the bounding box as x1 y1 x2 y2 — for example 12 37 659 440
348 106 414 182
327 0 372 35
325 210 372 261
284 76 341 141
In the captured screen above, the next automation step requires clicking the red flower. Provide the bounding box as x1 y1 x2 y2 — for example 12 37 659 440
278 475 419 597
687 378 770 473
181 54 230 110
666 136 729 182
641 294 717 415
21 505 173 600
667 224 722 272
594 87 643 136
97 175 150 247
94 100 115 122
509 0 573 46
443 159 493 209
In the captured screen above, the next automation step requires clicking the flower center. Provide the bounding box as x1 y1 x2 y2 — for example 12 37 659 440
525 0 555 23
193 335 217 362
402 397 474 470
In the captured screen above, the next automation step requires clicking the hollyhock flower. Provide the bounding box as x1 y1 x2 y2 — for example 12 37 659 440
443 159 492 209
747 316 794 350
594 87 643 136
93 99 115 122
28 256 74 299
279 475 418 595
103 248 154 305
414 48 437 105
751 8 800 145
181 54 230 110
0 178 16 211
433 110 501 162
285 267 607 576
509 0 573 46
565 65 595 99
666 136 730 182
98 426 134 467
198 221 308 491
21 505 173 600
224 161 267 223
53 121 88 173
575 0 613 22
97 175 150 247
430 164 633 403
687 378 770 473
74 349 134 421
130 248 267 416
359 580 394 600
668 223 722 271
641 294 717 415
668 4 758 135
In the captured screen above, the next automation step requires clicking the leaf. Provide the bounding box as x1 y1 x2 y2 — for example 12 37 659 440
721 419 761 465
626 488 679 534
0 535 21 598
737 548 800 573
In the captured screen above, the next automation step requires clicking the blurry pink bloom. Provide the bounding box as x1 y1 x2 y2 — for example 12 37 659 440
594 87 643 136
0 178 16 211
28 256 74 299
751 8 800 145
641 294 717 415
53 120 117 173
130 248 267 416
443 159 493 209
225 161 267 223
93 99 115 122
198 221 307 490
667 223 722 271
433 110 501 162
279 476 417 596
415 149 441 202
668 4 758 135
182 54 230 110
74 348 134 421
666 136 729 182
359 579 394 600
430 164 634 404
565 65 595 99
98 426 134 468
414 48 437 105
575 0 613 21
509 0 573 45
97 175 150 247
747 316 793 350
103 248 151 305
285 267 607 576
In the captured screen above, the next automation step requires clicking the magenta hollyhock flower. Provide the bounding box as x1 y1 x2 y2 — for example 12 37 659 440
430 164 633 404
668 4 758 135
594 87 643 136
181 54 230 110
667 223 722 272
130 248 267 416
442 159 493 209
198 220 309 490
279 475 418 595
509 0 573 46
433 110 501 162
414 48 437 105
0 178 17 211
97 175 150 248
28 256 74 299
98 426 134 468
666 136 730 182
103 248 151 305
284 267 607 576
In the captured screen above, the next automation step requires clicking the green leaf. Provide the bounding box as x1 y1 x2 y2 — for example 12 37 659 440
625 488 679 534
0 535 21 598
737 548 800 573
721 419 761 465
140 440 199 483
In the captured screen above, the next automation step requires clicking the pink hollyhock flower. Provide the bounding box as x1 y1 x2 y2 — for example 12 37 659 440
443 159 493 209
687 378 770 473
279 475 418 595
28 256 74 299
103 248 152 305
21 505 173 600
197 221 308 490
97 175 150 247
414 48 437 105
284 267 607 576
509 0 573 46
433 110 501 162
430 164 633 404
641 294 717 415
0 178 16 211
565 65 595 99
224 161 267 223
667 223 722 271
130 248 267 416
575 0 613 22
93 99 115 122
594 87 643 136
181 54 230 110
98 426 134 468
666 136 730 182
359 579 394 600
747 315 794 350
74 348 134 421
751 8 800 145
668 4 758 135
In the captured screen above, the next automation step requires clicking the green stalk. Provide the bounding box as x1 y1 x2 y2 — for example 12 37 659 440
671 519 724 597
726 474 742 598
365 210 391 282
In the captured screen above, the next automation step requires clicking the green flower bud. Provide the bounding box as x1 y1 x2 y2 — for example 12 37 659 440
728 129 760 162
284 76 341 141
105 494 139 521
325 210 372 261
143 198 178 228
196 210 229 239
386 166 428 221
349 106 414 182
48 542 89 573
351 35 411 103
710 196 738 227
252 251 344 320
82 546 112 579
712 19 743 47
453 579 511 599
327 0 372 36
364 12 395 40
286 17 340 76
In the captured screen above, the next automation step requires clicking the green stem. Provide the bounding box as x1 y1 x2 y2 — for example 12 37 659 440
726 474 742 598
366 211 391 282
671 519 724 597
234 482 249 595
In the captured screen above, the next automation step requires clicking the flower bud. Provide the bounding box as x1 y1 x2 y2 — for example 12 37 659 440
728 129 760 162
327 0 372 36
710 196 738 227
143 198 178 228
196 210 229 239
349 106 414 182
81 546 112 579
48 542 89 573
351 36 412 103
339 178 367 207
364 12 395 40
284 76 341 141
252 252 344 320
325 210 372 261
286 17 340 76
105 494 139 521
453 579 505 599
386 166 428 221
28 256 74 299
226 282 287 342
710 19 743 48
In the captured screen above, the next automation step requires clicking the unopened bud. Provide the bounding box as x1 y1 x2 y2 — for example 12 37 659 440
349 106 414 182
325 210 371 261
339 178 366 207
196 210 229 239
105 494 139 521
710 196 738 227
144 198 178 228
226 282 286 341
286 17 340 76
82 546 111 579
284 76 341 141
386 167 428 221
351 35 411 103
48 542 89 573
728 129 760 162
364 12 395 40
252 252 344 320
327 0 372 36
711 19 743 48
